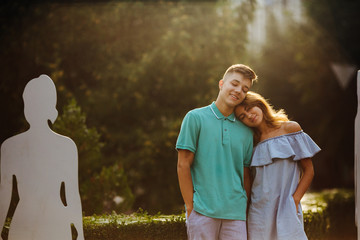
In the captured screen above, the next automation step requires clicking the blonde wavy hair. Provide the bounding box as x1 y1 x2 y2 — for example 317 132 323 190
238 91 289 144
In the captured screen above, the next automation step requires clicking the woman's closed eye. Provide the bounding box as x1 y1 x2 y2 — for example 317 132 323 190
237 113 245 120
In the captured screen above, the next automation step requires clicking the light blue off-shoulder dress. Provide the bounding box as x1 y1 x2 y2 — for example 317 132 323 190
248 130 321 240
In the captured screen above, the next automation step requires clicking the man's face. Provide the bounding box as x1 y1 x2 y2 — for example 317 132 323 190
218 72 252 108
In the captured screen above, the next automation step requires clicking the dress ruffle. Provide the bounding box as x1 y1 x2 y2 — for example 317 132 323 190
251 130 321 167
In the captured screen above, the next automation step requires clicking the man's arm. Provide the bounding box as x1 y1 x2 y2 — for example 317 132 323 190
243 167 251 200
177 149 195 217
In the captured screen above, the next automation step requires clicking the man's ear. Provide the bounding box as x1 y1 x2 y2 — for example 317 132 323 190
219 79 224 89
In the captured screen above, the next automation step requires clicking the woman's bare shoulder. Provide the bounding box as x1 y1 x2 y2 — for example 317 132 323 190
283 121 302 133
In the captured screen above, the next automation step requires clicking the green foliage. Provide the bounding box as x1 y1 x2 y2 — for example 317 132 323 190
321 189 356 239
1 189 354 240
0 1 357 214
83 212 187 240
81 189 355 240
53 99 103 183
302 189 356 240
33 1 256 213
84 164 134 214
103 1 257 213
52 99 134 215
304 0 360 64
247 4 357 189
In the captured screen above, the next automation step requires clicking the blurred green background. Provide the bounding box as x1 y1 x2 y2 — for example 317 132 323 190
0 0 359 216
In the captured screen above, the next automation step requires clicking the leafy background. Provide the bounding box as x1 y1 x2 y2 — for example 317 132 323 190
0 0 359 215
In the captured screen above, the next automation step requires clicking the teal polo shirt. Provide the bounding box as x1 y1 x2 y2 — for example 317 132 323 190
176 102 253 220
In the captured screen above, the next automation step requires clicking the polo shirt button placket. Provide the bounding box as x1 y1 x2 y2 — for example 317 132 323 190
223 118 230 144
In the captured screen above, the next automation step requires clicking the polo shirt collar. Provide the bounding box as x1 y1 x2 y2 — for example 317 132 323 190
210 102 236 122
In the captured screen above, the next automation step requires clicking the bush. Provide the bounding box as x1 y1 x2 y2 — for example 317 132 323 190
2 189 355 240
82 189 355 240
302 189 355 240
53 99 134 215
83 210 187 240
321 189 356 239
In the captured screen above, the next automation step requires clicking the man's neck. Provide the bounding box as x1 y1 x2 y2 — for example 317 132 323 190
214 99 233 117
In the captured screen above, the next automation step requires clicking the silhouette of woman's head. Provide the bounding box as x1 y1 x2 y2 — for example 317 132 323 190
23 75 58 126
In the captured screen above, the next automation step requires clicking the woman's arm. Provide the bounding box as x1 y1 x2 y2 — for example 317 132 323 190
244 167 252 216
244 167 251 200
292 158 314 212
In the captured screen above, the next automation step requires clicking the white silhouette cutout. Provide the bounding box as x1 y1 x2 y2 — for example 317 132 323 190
0 75 84 240
356 70 360 239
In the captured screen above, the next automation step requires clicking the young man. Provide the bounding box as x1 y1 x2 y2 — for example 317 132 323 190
176 64 258 239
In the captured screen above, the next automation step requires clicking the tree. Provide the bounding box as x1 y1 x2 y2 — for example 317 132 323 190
247 4 357 189
53 99 134 215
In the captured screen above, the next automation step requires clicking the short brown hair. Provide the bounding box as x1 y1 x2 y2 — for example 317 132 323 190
223 64 258 83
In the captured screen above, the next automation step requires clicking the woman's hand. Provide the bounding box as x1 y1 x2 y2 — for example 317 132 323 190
292 195 300 213
292 158 314 214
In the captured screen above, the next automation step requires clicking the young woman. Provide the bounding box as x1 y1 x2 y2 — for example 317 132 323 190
235 91 321 240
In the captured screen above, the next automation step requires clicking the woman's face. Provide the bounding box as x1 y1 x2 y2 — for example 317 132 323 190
235 105 263 128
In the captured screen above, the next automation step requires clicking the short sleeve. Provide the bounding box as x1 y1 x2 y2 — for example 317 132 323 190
243 133 253 167
176 111 200 153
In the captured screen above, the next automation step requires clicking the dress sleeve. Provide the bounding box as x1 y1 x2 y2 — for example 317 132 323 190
251 131 321 167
